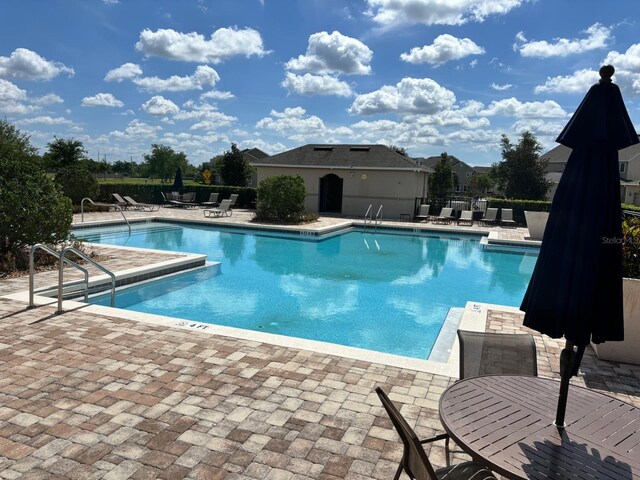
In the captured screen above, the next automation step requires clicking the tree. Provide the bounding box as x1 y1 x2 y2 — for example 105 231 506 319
42 137 87 171
468 174 494 196
0 120 72 267
490 131 551 200
388 145 408 156
216 143 254 187
143 144 189 183
55 164 100 205
428 152 453 198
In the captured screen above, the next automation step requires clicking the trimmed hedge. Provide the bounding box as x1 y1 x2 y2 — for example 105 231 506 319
486 198 551 226
96 182 257 208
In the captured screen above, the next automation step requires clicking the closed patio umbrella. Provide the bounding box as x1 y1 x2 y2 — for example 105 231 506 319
520 65 638 428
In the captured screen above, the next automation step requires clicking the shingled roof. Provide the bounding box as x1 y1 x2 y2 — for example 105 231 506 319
252 144 431 172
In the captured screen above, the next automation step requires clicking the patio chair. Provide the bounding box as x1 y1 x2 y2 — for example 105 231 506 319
432 207 454 224
228 193 239 207
123 195 159 212
500 208 516 227
200 192 219 208
414 204 430 222
457 329 538 379
203 199 232 218
481 208 499 226
457 210 473 226
112 193 130 210
181 192 196 203
162 192 198 209
375 387 498 480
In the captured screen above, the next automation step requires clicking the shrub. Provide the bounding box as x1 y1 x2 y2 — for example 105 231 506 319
55 164 100 205
623 217 640 279
0 120 72 271
255 175 306 223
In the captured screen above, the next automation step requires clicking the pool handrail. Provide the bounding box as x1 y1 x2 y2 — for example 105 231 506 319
81 198 131 235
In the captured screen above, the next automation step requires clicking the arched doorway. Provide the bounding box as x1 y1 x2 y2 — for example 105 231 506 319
319 174 343 213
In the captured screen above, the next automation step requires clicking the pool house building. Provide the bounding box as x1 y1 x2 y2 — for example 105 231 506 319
251 144 433 218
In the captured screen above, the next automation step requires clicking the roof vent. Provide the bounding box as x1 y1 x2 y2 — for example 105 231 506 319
349 146 370 151
314 146 333 151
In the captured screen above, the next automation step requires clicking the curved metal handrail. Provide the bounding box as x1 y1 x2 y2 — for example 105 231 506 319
81 197 131 234
57 246 116 313
374 205 383 231
29 244 89 308
364 204 372 229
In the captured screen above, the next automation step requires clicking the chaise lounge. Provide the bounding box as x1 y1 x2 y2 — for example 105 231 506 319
203 198 232 218
123 195 159 212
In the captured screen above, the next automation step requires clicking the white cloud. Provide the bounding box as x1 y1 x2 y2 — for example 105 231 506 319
31 93 64 105
0 78 27 102
348 77 456 115
491 82 512 91
281 72 353 97
110 119 162 139
133 65 220 92
105 63 143 82
512 119 565 136
141 96 180 116
534 69 598 94
480 97 567 118
135 27 268 63
256 107 353 142
200 90 235 100
81 93 124 108
285 31 372 75
365 0 527 27
400 34 485 65
604 44 640 73
0 48 74 81
516 23 611 58
173 101 237 126
17 115 76 126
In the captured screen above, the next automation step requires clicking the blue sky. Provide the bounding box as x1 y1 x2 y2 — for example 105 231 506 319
1 0 639 166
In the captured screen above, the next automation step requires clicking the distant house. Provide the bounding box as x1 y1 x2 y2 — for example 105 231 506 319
541 138 640 205
251 144 432 218
419 155 476 193
242 148 269 187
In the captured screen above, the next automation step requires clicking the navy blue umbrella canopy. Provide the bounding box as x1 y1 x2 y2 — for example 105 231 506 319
520 65 638 428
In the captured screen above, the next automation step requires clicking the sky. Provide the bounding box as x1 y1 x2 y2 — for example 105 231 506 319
1 0 639 167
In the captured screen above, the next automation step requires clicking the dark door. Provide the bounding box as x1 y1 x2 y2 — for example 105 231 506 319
319 174 343 213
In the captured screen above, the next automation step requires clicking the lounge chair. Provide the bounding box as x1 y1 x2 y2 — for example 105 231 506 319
414 204 430 222
227 193 239 207
457 210 473 226
432 207 454 224
203 199 232 218
457 330 538 379
181 192 196 203
481 207 499 226
112 193 130 210
123 195 159 212
162 192 198 209
200 192 219 208
375 386 498 480
500 208 516 227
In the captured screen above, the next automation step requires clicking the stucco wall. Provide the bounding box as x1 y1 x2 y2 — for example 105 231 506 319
256 166 428 218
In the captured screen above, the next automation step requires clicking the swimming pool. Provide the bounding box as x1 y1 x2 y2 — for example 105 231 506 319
76 222 537 359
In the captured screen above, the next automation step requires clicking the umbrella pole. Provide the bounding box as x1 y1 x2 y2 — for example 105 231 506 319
554 340 576 429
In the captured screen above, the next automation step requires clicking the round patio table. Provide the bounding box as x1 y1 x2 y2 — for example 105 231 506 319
439 375 640 479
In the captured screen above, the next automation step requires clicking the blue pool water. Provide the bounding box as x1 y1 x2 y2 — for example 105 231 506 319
76 223 537 359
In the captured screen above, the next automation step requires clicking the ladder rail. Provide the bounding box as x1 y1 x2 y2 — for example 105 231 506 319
81 197 131 235
29 244 90 308
58 246 116 313
364 204 372 229
374 205 383 231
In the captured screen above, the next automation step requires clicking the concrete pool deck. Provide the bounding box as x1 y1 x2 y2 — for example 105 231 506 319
1 207 638 479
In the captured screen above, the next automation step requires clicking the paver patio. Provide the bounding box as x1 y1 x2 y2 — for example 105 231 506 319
1 207 638 479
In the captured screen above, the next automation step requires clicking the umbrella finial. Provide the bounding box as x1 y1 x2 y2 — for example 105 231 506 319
599 64 614 83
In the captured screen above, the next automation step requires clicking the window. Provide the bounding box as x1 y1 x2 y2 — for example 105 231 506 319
463 185 468 192
466 172 472 178
620 163 627 173
455 184 460 192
